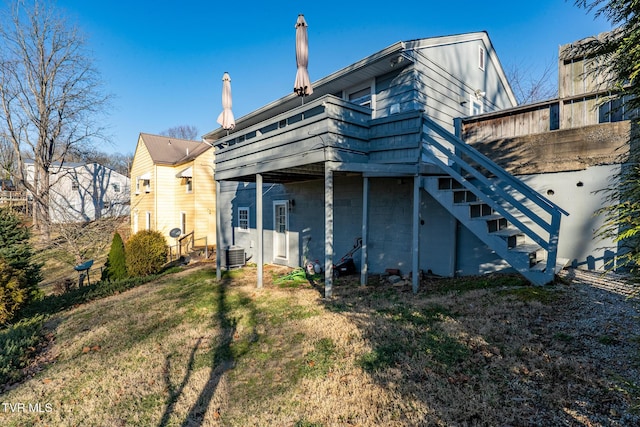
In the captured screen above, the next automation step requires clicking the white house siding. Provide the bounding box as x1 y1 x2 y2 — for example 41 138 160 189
45 163 130 223
409 37 516 132
374 67 426 119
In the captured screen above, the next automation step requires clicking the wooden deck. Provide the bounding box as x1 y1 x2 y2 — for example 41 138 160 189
211 95 431 183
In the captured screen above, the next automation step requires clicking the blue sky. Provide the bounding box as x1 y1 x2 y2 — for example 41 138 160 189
54 0 612 155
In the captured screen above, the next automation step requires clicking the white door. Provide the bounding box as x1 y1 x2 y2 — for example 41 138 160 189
274 201 288 260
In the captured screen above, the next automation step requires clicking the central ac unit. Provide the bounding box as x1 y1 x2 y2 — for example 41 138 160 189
226 246 245 268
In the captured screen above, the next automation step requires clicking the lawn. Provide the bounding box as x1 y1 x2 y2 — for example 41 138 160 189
1 264 639 426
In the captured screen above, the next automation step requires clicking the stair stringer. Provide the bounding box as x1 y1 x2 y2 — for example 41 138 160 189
419 115 569 286
422 176 549 284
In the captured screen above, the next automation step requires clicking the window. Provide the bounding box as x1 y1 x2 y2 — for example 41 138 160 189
135 179 140 194
238 207 249 232
478 46 486 71
549 103 560 130
348 87 372 108
112 182 121 193
145 211 151 230
71 181 79 191
599 94 638 123
133 211 139 234
185 177 193 193
143 179 151 193
181 212 187 234
471 99 483 116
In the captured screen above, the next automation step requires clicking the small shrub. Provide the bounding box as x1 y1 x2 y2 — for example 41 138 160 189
0 209 41 309
0 258 28 324
102 232 127 281
52 278 74 295
0 314 45 386
125 230 168 277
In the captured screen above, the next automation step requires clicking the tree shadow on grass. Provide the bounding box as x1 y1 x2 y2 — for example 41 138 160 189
321 273 640 425
157 337 202 427
158 273 258 427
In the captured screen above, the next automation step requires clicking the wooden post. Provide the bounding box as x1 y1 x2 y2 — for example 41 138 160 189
360 176 369 286
324 165 333 298
412 174 420 293
216 180 222 281
256 173 263 288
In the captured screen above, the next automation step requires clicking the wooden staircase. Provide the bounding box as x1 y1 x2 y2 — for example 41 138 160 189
420 116 569 285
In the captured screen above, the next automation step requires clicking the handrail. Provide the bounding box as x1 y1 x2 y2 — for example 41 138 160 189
178 231 195 258
423 116 568 217
422 140 550 250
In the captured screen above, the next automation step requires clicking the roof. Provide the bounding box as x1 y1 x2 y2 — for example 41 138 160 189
139 133 212 166
203 31 514 142
23 159 127 177
23 159 84 169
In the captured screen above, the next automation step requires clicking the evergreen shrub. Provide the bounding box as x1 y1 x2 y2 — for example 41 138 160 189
125 230 168 277
0 209 41 324
101 232 127 281
0 259 27 324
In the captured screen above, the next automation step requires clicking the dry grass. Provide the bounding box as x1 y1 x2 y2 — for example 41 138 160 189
1 265 639 426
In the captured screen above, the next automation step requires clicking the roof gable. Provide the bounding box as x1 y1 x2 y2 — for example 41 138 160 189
139 133 211 166
204 31 515 141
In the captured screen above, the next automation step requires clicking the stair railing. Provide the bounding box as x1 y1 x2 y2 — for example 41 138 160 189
178 231 195 258
421 115 569 274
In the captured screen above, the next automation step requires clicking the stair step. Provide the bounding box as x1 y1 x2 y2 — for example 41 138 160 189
530 257 571 274
423 172 562 286
509 243 543 267
469 203 493 218
486 217 509 233
453 190 478 204
438 177 463 190
509 243 542 254
491 227 526 248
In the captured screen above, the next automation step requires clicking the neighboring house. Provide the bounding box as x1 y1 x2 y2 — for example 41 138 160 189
460 30 635 272
203 32 572 296
130 133 216 252
23 160 130 223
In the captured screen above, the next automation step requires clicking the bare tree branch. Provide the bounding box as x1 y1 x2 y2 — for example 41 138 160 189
505 58 558 105
0 0 111 239
160 125 199 141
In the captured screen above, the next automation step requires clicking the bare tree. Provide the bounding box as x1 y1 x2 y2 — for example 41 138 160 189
505 59 558 105
48 216 129 267
0 0 110 239
65 146 133 177
0 135 16 180
160 125 199 140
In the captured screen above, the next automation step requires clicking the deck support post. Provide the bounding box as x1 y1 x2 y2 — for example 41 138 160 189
412 174 420 293
257 173 263 288
216 180 222 281
360 176 369 286
324 165 334 298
